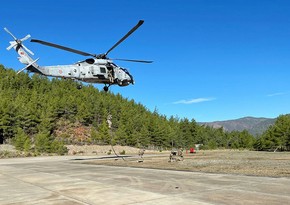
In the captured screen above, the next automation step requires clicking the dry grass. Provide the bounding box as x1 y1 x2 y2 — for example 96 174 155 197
87 150 290 178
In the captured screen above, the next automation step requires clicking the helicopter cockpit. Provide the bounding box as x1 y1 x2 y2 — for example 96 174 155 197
115 67 134 86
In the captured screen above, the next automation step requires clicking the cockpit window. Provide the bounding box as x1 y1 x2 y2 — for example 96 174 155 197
100 67 106 73
85 58 95 64
120 67 129 74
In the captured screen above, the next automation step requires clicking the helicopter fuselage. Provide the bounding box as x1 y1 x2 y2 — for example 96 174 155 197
38 58 134 86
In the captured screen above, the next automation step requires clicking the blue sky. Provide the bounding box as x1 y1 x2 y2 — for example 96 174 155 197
1 0 290 122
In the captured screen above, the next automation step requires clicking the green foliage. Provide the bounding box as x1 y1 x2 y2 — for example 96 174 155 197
3 64 289 153
254 115 290 151
14 128 30 151
114 123 129 146
119 150 126 155
34 132 51 153
23 137 32 152
51 140 68 155
90 127 100 144
98 120 110 144
34 132 67 154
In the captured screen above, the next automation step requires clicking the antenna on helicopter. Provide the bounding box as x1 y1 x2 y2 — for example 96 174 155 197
4 27 34 56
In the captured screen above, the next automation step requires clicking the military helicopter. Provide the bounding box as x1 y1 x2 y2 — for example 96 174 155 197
5 20 152 91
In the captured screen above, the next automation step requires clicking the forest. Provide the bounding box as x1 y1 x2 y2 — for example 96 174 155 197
0 64 289 154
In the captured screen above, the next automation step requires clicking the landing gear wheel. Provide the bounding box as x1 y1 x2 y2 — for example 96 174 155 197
103 86 109 92
77 85 82 90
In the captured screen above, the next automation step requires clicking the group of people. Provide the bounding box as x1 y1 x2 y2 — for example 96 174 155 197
137 148 184 162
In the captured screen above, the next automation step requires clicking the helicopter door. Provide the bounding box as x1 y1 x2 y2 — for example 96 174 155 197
71 66 80 78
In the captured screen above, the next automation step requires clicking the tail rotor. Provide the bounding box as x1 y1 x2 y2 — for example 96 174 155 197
4 27 34 55
4 27 17 40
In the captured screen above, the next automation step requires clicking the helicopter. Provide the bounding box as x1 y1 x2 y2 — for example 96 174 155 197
5 20 152 91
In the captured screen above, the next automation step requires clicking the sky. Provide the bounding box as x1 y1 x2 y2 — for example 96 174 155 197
1 0 290 122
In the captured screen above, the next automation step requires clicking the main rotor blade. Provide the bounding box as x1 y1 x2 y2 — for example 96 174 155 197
31 39 96 57
105 20 144 56
112 58 153 63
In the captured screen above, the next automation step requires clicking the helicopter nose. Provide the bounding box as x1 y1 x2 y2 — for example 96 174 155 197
117 77 134 86
128 74 134 85
128 76 134 85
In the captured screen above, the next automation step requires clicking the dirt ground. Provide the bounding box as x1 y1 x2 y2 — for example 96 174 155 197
88 150 290 178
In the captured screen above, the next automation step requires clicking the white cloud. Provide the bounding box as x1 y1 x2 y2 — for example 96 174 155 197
173 97 215 104
267 92 287 97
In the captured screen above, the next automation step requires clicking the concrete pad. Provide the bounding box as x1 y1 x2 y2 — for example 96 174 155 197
0 156 290 204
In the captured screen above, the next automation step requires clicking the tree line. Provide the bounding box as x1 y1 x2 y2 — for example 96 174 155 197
254 115 290 151
0 65 289 154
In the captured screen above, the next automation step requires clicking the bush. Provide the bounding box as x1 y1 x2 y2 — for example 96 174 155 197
0 150 12 158
23 138 31 152
119 150 126 155
34 132 68 155
51 140 68 155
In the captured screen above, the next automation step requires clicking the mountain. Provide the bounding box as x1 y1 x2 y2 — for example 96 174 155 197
200 117 276 136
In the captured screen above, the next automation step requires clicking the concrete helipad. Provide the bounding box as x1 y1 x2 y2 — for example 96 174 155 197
0 155 290 205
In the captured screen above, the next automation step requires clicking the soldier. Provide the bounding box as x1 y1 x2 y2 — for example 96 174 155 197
169 150 177 162
138 149 145 162
177 148 184 161
106 62 115 83
107 114 112 129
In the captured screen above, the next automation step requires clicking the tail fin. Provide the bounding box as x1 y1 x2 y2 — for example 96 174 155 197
4 27 42 74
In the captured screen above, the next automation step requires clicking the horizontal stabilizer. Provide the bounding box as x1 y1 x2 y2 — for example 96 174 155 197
17 58 39 74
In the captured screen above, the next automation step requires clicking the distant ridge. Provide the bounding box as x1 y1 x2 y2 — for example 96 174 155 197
199 117 276 135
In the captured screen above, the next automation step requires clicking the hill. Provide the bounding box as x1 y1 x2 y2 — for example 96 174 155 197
0 64 272 152
0 65 189 149
200 117 276 135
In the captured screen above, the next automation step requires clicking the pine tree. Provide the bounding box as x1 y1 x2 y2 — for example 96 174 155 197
14 128 29 151
34 132 51 153
98 120 110 145
115 124 128 146
257 115 290 151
